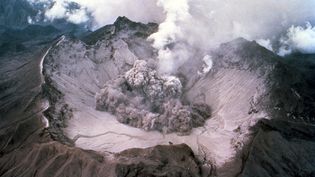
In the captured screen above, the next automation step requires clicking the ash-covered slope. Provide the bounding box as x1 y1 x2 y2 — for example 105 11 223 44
239 53 315 177
183 38 315 176
186 38 306 126
43 17 159 143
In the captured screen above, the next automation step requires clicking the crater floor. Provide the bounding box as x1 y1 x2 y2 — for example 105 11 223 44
43 35 271 176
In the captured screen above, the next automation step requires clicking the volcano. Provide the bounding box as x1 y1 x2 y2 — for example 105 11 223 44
1 16 315 177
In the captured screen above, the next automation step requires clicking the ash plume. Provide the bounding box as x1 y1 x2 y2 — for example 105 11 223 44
95 60 211 135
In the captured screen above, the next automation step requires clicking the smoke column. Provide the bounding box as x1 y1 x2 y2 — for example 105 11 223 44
148 0 192 73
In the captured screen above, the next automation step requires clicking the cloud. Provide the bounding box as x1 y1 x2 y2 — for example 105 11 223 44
72 0 163 29
29 0 315 41
44 1 67 20
148 0 315 73
279 22 315 55
28 0 163 29
44 0 89 24
28 0 315 67
27 0 90 24
66 8 89 24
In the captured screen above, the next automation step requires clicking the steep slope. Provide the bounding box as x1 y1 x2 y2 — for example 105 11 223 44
240 119 315 177
183 38 313 176
0 132 200 177
43 17 158 144
238 53 315 177
0 0 37 28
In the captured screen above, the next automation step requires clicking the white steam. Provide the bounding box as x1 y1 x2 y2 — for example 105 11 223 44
256 39 273 52
198 55 213 75
148 0 192 74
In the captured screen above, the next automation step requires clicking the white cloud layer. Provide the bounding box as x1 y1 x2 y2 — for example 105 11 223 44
28 0 315 70
148 0 315 72
74 0 163 28
279 23 315 56
28 0 163 29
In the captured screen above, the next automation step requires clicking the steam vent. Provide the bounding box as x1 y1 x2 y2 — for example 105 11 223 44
2 0 315 177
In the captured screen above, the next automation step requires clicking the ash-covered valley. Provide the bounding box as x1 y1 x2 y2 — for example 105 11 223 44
1 2 315 177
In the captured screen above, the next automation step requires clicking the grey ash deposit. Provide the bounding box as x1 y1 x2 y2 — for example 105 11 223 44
96 60 211 135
